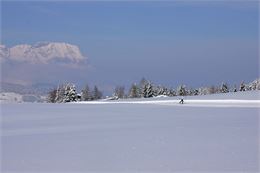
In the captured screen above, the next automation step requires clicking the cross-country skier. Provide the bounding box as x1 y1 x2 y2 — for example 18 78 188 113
179 96 184 104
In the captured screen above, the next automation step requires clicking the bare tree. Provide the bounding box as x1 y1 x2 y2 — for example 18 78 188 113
81 84 92 101
128 83 140 98
47 88 57 103
55 84 65 103
209 85 216 94
114 86 125 99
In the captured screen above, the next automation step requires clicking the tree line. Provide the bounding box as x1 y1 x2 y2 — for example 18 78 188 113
47 84 102 103
47 78 260 103
113 78 260 99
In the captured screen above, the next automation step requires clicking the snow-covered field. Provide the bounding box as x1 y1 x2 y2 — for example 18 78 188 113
1 91 259 172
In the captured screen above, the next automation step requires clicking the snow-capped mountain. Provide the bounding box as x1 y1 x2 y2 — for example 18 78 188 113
0 42 85 64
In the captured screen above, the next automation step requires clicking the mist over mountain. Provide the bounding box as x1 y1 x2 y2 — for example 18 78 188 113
0 82 56 95
0 42 85 64
1 42 89 89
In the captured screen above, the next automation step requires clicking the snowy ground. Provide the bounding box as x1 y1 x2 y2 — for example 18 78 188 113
1 91 259 172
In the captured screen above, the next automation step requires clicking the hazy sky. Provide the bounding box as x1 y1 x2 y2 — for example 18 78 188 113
1 1 259 93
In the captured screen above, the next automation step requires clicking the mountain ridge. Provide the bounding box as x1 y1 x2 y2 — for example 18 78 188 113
0 42 85 64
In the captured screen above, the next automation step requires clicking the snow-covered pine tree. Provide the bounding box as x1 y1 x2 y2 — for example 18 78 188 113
146 82 154 97
152 85 159 97
165 88 171 96
142 81 153 98
248 79 260 90
239 81 246 91
192 89 199 96
233 85 237 92
185 88 192 96
156 86 168 96
163 87 171 96
168 88 176 97
177 85 186 96
198 87 206 95
220 82 229 93
63 83 77 102
146 83 172 97
255 79 260 90
254 79 260 90
154 85 161 97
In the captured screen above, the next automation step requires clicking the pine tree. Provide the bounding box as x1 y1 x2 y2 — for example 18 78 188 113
156 86 168 96
143 82 153 98
220 82 229 93
249 79 260 90
152 85 159 97
185 88 192 96
193 89 199 96
177 85 186 96
239 81 246 91
168 88 176 97
93 85 102 100
63 83 77 102
233 85 237 92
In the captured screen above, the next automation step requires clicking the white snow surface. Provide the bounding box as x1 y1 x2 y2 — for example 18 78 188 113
0 42 85 64
80 90 260 108
0 92 23 103
1 91 259 172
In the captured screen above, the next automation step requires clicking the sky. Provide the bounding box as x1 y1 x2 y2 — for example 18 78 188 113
1 1 259 94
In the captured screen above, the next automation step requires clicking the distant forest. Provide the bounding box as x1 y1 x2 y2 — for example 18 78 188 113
47 78 260 103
